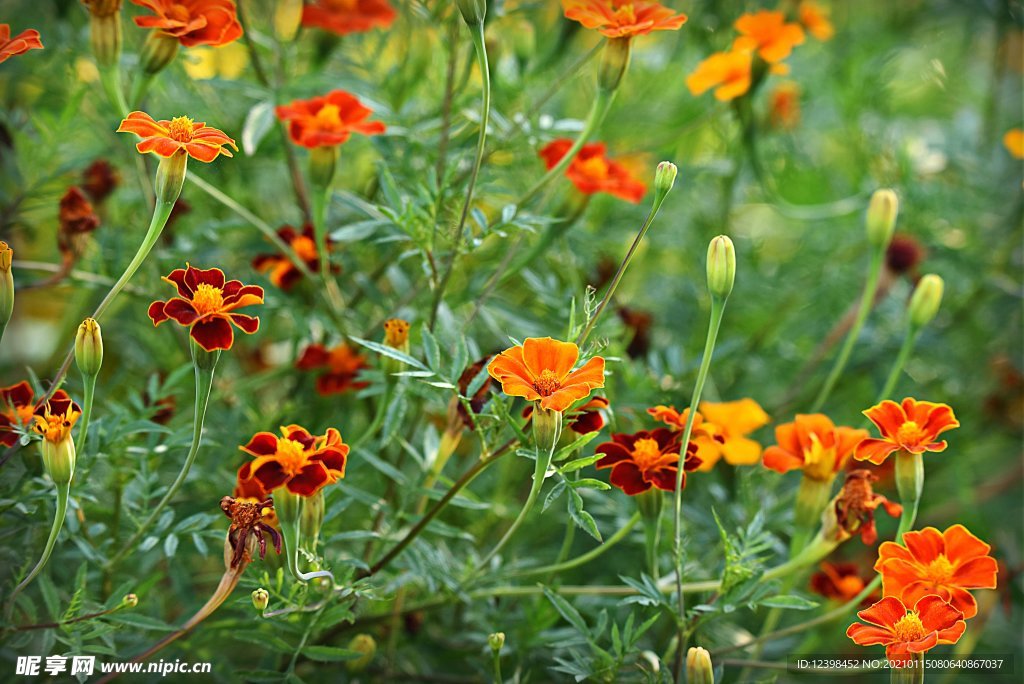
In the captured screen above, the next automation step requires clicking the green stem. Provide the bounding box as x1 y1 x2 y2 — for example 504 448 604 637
644 514 661 581
99 64 129 118
811 250 884 411
77 375 97 456
7 481 70 617
892 653 925 684
277 491 333 583
310 188 346 313
877 326 921 403
474 450 548 572
492 650 503 683
512 511 641 578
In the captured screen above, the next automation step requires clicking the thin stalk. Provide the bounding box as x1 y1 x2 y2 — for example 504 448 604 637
99 65 129 118
644 515 660 581
6 481 70 618
428 20 491 331
311 188 346 312
277 492 333 583
513 511 641 579
877 327 920 402
77 375 97 455
492 649 503 683
8 601 131 631
892 653 925 684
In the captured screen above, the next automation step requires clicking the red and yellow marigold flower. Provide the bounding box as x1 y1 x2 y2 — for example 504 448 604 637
846 595 965 662
296 343 369 396
0 381 38 447
538 140 647 203
1005 128 1024 159
276 90 385 149
855 398 959 465
595 428 700 495
733 10 805 63
798 1 834 41
148 264 264 351
763 414 868 482
131 0 243 47
810 561 874 603
238 425 349 497
686 48 753 101
31 390 81 445
0 24 43 64
875 525 998 620
768 81 801 130
302 0 396 35
117 112 237 162
561 0 687 39
487 337 605 413
831 470 902 545
252 224 332 290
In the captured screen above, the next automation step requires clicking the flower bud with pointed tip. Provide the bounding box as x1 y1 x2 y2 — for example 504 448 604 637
139 30 179 75
346 634 377 672
122 593 138 608
654 161 677 199
908 274 943 329
488 632 505 653
686 646 714 684
706 236 736 301
866 189 898 249
75 318 104 378
0 241 12 332
456 0 486 25
251 588 269 612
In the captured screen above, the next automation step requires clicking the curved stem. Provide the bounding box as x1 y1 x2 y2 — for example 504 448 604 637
473 451 546 573
517 511 641 580
7 481 70 617
77 375 97 457
99 65 129 118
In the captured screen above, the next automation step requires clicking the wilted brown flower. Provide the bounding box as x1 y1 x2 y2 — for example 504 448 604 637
58 187 100 261
829 469 903 545
81 159 120 202
885 234 925 278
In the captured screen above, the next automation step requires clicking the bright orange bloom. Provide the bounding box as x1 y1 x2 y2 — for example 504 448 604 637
595 428 700 495
696 399 768 469
302 0 396 36
32 391 81 445
561 0 687 39
538 140 647 203
799 2 834 41
831 470 902 545
296 343 369 396
275 90 385 149
768 81 801 130
686 49 752 101
763 414 868 482
733 10 805 63
487 337 605 413
876 525 998 620
148 264 264 351
810 562 873 603
117 112 237 162
131 0 243 47
238 425 349 497
855 398 959 465
0 24 43 64
252 224 331 290
1004 128 1024 159
846 595 965 662
0 381 37 447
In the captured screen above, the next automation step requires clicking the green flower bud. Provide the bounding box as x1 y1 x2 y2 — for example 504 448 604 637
686 646 714 684
866 189 898 249
0 241 12 333
598 37 631 93
346 634 377 672
121 593 138 608
154 151 187 207
456 0 487 25
251 588 269 612
139 30 179 76
706 235 736 300
75 318 104 378
309 146 338 190
908 274 943 329
654 161 677 198
488 632 505 653
89 14 122 68
300 490 325 550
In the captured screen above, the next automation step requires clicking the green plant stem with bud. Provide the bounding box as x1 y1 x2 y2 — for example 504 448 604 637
275 489 334 583
6 481 70 618
511 511 641 578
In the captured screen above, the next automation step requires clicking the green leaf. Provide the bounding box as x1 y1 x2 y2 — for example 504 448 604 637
302 645 362 662
558 452 605 474
757 595 819 610
568 489 602 541
351 337 430 372
241 101 275 156
542 586 590 637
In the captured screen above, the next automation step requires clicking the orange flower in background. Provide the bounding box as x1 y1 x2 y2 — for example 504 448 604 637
148 264 264 351
487 337 605 413
768 81 801 130
302 0 396 36
276 90 385 149
131 0 243 47
847 595 965 662
595 428 700 495
0 24 43 64
252 225 332 290
561 0 687 39
810 562 874 603
1003 128 1024 159
763 414 868 482
686 49 752 101
296 343 369 396
0 381 37 447
798 1 834 41
832 470 902 545
538 140 647 203
118 112 237 162
238 425 349 497
733 10 805 63
695 399 769 469
876 525 998 619
855 398 959 465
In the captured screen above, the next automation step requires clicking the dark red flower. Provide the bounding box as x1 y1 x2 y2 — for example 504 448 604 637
595 428 701 495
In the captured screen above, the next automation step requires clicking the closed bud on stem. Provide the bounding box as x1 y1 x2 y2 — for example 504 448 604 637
299 490 325 549
598 37 631 93
0 241 12 332
654 161 677 199
488 632 505 653
121 593 138 608
75 318 104 378
251 588 269 612
309 146 338 190
706 235 736 301
40 433 76 486
531 406 562 458
686 646 714 684
139 30 179 75
89 14 123 68
894 451 924 506
346 634 377 672
189 337 221 373
908 273 943 330
274 0 304 42
455 0 486 25
866 189 899 249
155 151 188 207
382 318 411 376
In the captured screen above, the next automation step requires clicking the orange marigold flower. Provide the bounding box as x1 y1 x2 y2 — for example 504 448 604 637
768 81 801 130
276 90 385 149
538 140 647 203
855 398 959 465
1003 128 1024 159
487 337 605 413
810 561 874 603
148 264 264 351
117 111 237 162
647 404 754 471
296 343 369 396
686 48 752 101
733 10 805 63
252 224 331 290
875 525 998 620
0 24 43 64
0 381 37 447
32 390 81 445
131 0 243 47
595 428 701 495
846 595 965 662
302 0 396 36
831 470 902 545
799 1 834 41
561 0 687 39
238 425 349 497
695 399 768 469
763 414 868 482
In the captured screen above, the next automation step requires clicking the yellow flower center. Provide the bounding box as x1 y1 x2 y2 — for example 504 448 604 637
802 433 837 482
576 155 610 179
892 612 926 643
631 438 665 470
926 554 955 585
292 235 318 262
275 438 309 476
167 116 196 143
896 420 926 447
612 3 637 25
533 369 562 397
191 283 225 314
315 104 344 130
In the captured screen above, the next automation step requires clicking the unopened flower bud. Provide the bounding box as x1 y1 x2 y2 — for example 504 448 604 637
598 37 631 93
154 151 187 206
0 241 12 334
686 646 714 684
346 634 377 672
34 397 81 486
274 0 303 42
75 318 104 378
532 406 562 456
139 31 179 75
908 274 943 329
706 235 736 300
456 0 486 25
300 490 325 549
88 12 123 68
488 632 505 653
251 588 269 612
121 593 138 608
866 189 898 249
383 318 410 353
654 161 677 198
